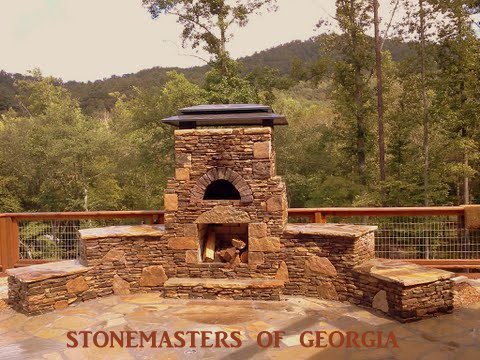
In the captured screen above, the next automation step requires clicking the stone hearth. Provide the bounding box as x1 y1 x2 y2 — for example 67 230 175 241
6 104 455 322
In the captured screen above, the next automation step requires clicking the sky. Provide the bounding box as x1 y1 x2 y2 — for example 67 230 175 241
1 0 399 82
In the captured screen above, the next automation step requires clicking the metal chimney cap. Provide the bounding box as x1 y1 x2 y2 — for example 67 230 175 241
162 104 288 128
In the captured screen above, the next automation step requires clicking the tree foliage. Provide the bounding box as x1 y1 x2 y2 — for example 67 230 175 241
0 0 479 214
142 0 277 74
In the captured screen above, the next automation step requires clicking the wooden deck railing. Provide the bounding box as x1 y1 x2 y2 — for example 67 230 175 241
0 210 164 271
1 206 479 273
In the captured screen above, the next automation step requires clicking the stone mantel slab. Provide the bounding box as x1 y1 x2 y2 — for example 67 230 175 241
354 259 455 286
284 223 377 239
6 260 91 283
79 224 165 240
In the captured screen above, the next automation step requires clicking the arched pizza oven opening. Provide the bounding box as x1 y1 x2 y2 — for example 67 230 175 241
203 180 241 200
190 168 254 203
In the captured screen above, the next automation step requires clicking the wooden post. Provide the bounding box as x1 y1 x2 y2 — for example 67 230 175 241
0 217 19 271
314 212 327 224
11 219 19 266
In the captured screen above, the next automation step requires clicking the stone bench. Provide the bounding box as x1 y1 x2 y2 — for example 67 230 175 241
163 277 284 301
352 259 455 322
7 260 93 315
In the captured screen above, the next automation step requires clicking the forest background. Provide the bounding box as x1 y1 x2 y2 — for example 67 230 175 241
0 0 479 213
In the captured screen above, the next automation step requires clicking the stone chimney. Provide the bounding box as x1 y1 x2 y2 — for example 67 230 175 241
162 104 288 269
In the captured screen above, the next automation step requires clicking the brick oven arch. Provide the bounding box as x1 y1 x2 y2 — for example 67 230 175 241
191 168 253 203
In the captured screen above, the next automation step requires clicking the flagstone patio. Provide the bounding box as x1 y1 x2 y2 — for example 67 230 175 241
0 275 479 360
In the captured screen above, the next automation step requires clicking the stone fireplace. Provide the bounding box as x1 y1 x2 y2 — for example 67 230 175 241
6 104 456 322
198 223 248 264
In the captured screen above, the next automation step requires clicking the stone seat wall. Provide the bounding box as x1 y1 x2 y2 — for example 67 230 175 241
7 224 455 321
6 260 94 315
280 223 377 301
352 259 454 322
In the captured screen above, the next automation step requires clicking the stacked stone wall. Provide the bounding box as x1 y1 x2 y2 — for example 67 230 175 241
79 235 174 297
8 271 95 315
349 273 454 322
280 229 375 301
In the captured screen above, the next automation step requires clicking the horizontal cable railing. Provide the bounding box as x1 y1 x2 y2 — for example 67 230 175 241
1 207 479 271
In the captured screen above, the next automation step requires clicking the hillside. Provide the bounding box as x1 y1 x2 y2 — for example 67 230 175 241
0 36 413 115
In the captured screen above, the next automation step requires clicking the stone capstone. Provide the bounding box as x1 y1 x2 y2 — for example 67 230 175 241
354 259 454 286
372 290 389 313
112 275 130 295
79 225 165 240
195 206 250 224
66 276 89 294
249 237 281 252
139 265 168 287
305 256 337 277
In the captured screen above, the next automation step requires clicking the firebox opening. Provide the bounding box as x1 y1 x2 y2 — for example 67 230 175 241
203 180 241 200
198 224 248 264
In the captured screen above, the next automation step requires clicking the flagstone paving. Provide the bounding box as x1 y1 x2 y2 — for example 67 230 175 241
0 288 478 360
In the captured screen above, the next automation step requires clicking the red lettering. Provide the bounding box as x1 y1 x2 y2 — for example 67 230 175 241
300 331 314 347
110 331 124 348
158 331 173 348
229 331 242 348
346 331 360 348
215 331 229 348
139 331 156 348
80 331 92 348
329 331 345 348
126 331 138 348
315 331 328 348
66 331 78 348
256 331 273 348
173 331 186 348
93 331 109 348
386 331 399 348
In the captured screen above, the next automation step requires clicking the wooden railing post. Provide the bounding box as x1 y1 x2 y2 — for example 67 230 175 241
0 217 20 271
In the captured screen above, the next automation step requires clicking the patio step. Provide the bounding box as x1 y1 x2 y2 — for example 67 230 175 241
163 277 284 301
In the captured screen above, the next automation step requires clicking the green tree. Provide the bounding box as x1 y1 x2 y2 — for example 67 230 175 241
142 0 278 76
0 70 120 212
433 0 480 204
318 0 375 185
109 72 207 209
